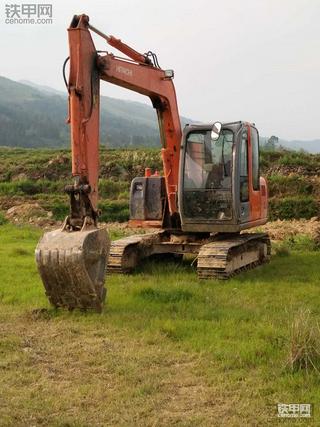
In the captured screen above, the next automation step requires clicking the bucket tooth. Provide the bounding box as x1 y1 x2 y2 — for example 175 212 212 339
35 227 110 311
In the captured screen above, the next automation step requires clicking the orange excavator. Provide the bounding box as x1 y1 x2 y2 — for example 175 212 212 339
35 14 270 311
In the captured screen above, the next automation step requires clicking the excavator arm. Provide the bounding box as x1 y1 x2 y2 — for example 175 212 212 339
65 15 101 228
67 14 181 226
35 14 182 311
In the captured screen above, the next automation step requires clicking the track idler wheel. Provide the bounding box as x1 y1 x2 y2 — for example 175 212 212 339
35 226 110 312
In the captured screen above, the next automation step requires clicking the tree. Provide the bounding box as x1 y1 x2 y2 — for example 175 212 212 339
265 135 279 151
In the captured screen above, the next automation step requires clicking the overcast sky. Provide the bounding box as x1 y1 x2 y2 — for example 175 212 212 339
1 0 319 140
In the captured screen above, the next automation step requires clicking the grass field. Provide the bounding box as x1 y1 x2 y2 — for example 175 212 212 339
1 223 320 426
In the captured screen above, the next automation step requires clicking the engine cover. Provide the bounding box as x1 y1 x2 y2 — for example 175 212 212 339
130 176 166 221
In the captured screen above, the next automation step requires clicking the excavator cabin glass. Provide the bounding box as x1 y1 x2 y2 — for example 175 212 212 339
183 129 233 220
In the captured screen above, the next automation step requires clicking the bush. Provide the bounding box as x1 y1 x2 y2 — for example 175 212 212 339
260 149 283 169
273 243 291 257
288 309 320 373
269 196 318 220
0 179 62 196
0 212 8 225
285 234 319 251
0 182 17 195
51 202 68 221
17 180 41 195
138 288 193 303
267 174 313 197
98 179 129 199
48 199 129 222
279 152 311 167
260 149 318 170
98 200 129 222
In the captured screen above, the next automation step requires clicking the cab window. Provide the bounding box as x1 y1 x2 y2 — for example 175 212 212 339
240 131 249 202
251 127 260 191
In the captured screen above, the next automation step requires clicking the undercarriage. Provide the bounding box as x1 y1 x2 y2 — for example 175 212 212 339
107 231 271 278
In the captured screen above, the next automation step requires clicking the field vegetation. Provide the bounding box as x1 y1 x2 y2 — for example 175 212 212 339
1 222 320 425
1 147 320 424
0 147 320 223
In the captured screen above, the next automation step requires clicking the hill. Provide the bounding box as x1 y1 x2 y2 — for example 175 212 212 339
260 136 320 154
0 76 192 149
0 76 319 152
279 138 320 154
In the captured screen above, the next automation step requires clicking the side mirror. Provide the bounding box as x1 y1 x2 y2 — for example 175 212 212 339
211 121 222 140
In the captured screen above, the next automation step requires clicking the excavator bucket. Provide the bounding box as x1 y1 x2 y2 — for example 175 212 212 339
35 227 110 312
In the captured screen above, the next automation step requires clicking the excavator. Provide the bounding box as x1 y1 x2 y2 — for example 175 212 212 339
35 14 271 311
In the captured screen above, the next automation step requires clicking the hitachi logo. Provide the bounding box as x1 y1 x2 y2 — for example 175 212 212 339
115 65 133 77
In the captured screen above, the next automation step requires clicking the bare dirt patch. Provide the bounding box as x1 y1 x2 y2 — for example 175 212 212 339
5 203 56 227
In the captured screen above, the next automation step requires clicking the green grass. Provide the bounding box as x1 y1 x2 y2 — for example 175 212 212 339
261 148 320 169
269 196 319 220
268 173 313 197
1 223 320 425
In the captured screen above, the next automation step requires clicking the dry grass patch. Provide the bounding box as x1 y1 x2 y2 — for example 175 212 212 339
288 308 320 373
0 312 234 426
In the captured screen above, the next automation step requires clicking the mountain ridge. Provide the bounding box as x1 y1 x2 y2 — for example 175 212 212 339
0 76 319 152
0 75 194 149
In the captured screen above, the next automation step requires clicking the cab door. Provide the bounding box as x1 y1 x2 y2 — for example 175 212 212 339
238 124 261 224
248 125 261 221
239 127 250 223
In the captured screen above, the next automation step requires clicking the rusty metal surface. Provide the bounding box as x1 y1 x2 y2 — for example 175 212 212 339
106 232 164 274
128 219 163 228
35 227 110 311
197 233 271 279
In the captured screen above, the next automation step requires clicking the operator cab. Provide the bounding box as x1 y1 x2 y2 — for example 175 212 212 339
179 121 268 233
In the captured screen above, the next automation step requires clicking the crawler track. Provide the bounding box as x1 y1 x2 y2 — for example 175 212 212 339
106 234 146 274
197 233 271 279
106 232 164 274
